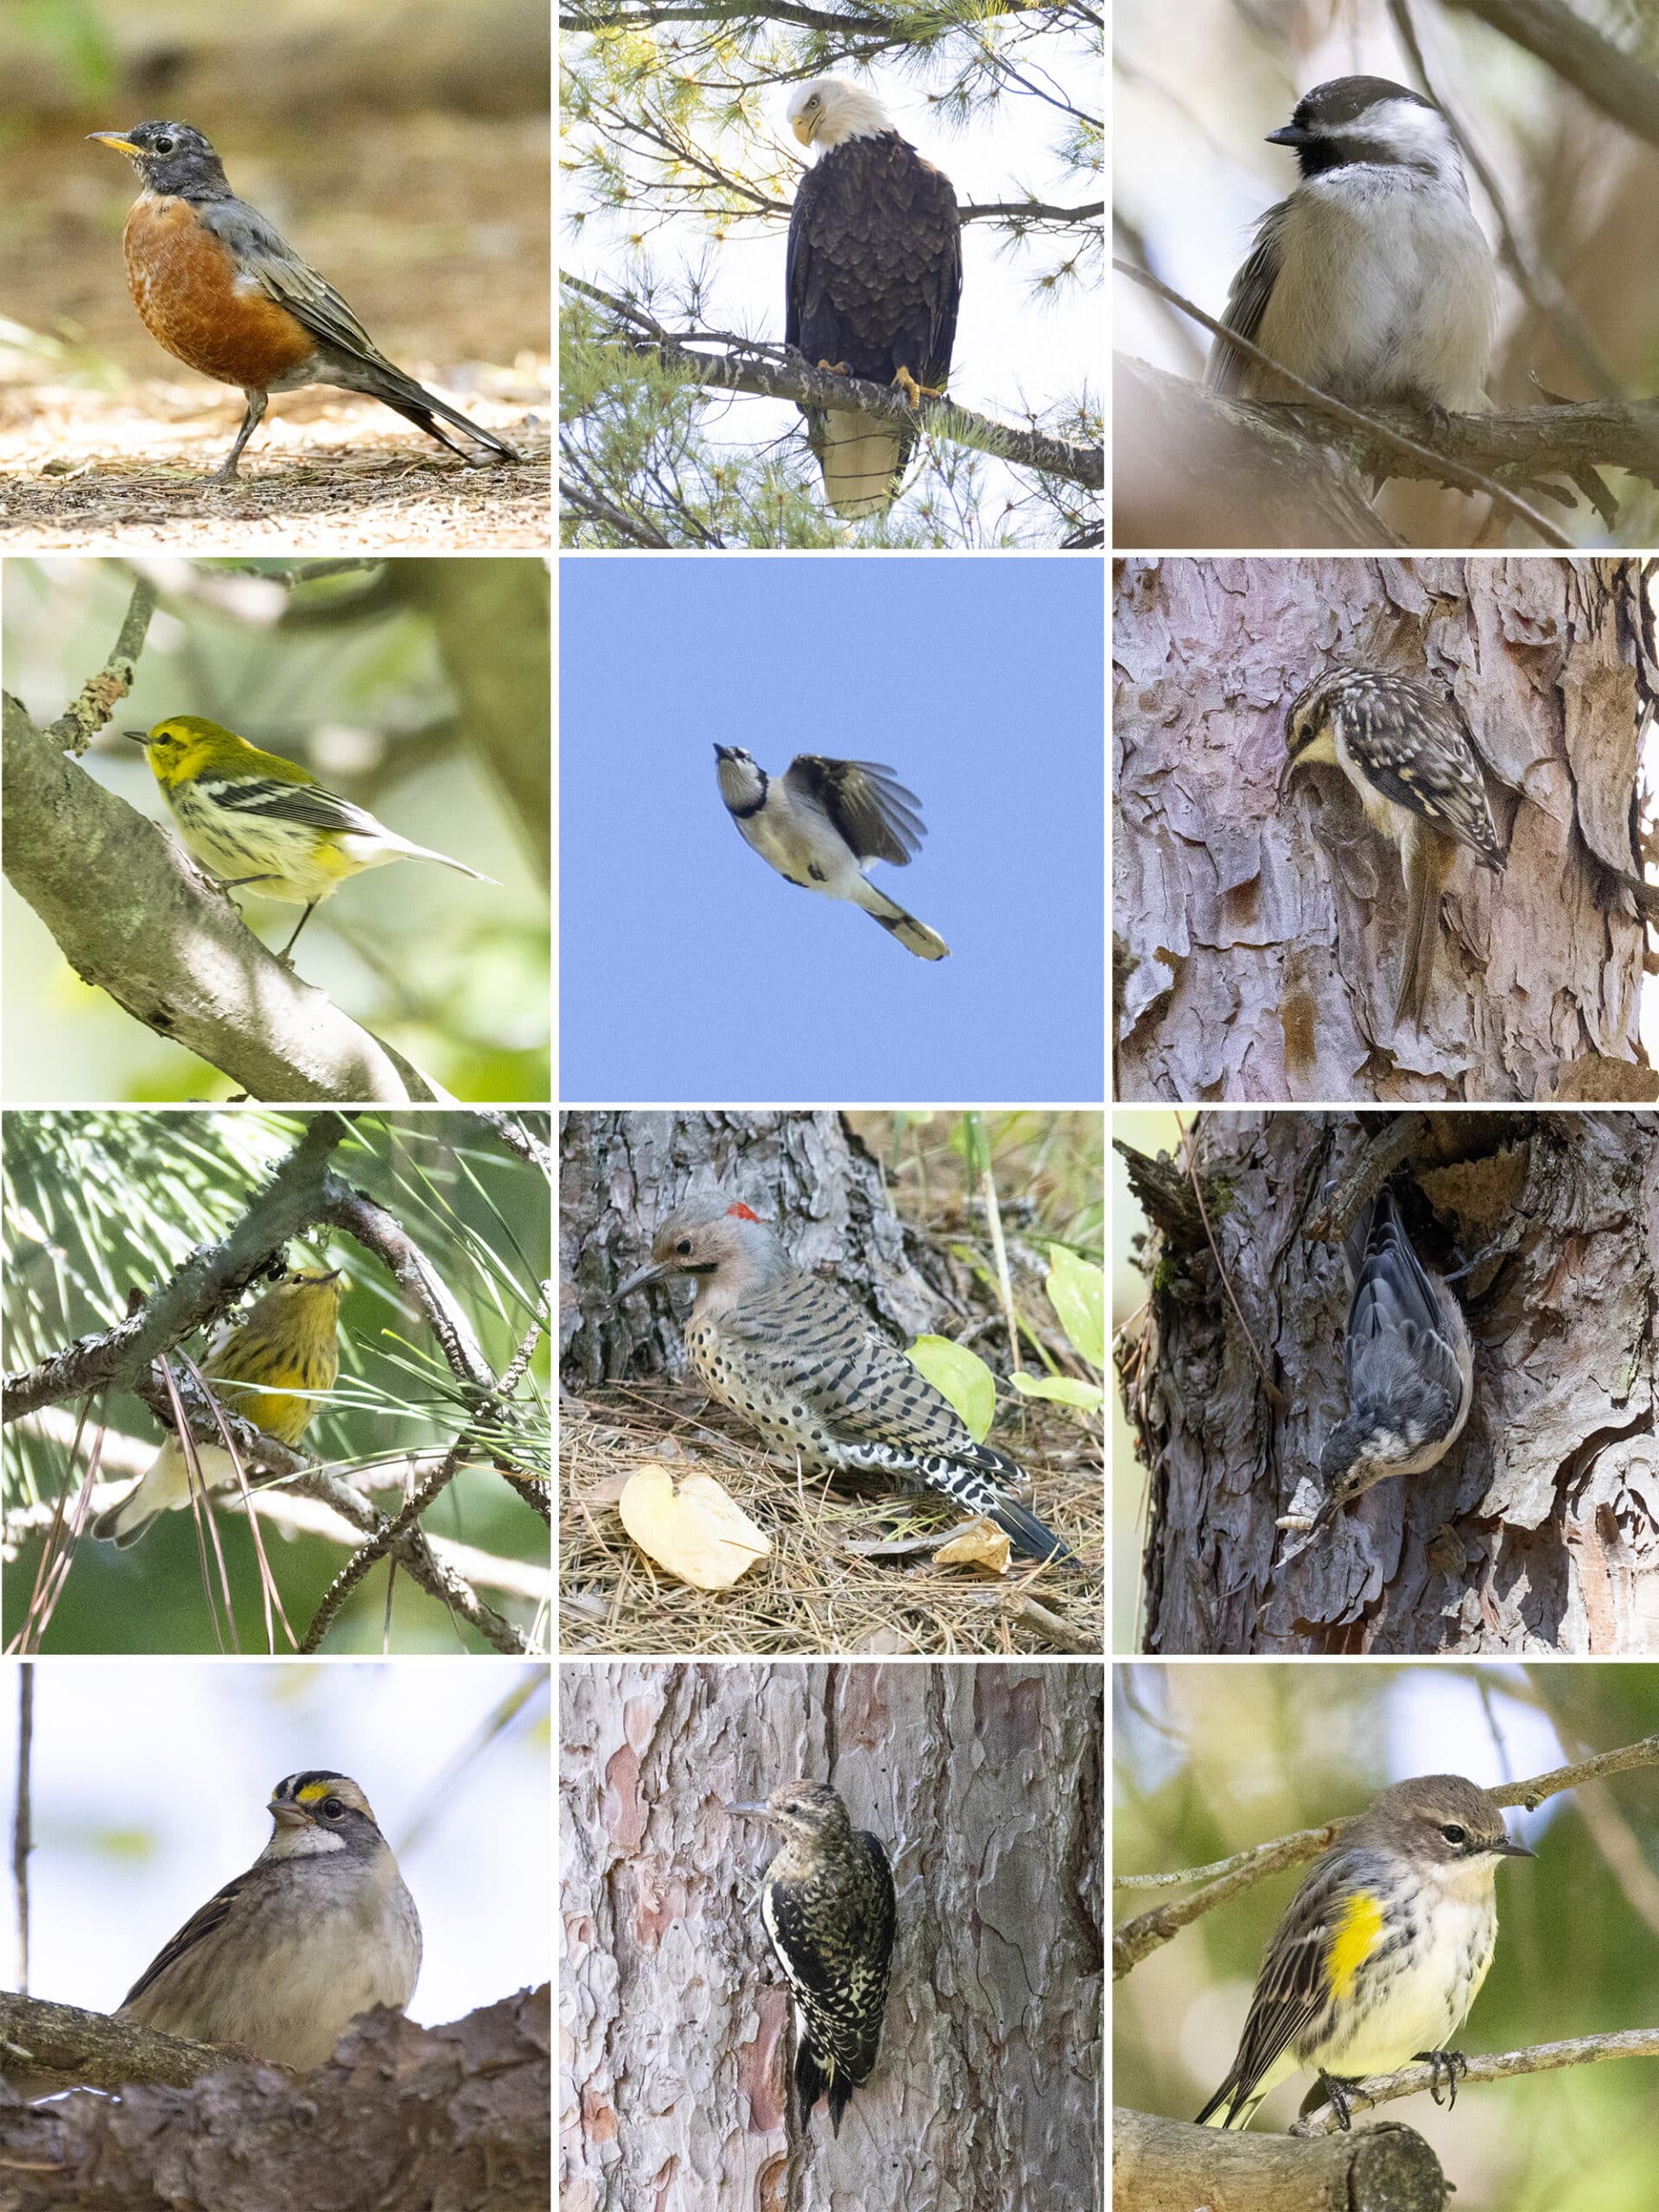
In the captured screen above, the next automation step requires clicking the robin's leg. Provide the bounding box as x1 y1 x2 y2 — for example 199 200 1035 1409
208 389 269 485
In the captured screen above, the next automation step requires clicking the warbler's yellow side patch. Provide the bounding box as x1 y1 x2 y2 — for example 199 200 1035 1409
1326 1891 1385 1999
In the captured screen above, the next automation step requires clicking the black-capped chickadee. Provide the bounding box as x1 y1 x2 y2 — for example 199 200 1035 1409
1206 75 1496 414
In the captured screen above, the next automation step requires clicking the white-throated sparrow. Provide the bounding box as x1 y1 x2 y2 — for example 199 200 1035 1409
118 1770 421 2070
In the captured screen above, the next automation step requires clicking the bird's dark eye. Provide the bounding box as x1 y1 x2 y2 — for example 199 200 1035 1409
322 1796 346 1819
154 135 175 153
676 1238 691 1255
1440 1822 1466 1844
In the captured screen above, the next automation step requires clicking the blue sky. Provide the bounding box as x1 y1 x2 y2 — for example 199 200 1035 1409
559 557 1104 1102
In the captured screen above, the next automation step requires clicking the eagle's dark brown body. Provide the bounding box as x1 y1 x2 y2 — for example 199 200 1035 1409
786 130 961 517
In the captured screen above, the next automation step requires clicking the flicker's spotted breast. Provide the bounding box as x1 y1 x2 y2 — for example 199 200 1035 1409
615 1195 1073 1564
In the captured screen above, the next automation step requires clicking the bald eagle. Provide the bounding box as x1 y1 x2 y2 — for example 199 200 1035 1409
785 76 961 519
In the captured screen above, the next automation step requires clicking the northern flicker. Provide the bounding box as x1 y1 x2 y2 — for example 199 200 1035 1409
613 1196 1074 1563
713 747 950 960
727 1778 895 2134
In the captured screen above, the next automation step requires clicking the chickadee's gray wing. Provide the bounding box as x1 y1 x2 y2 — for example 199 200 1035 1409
1205 198 1290 393
784 756 926 867
1343 1192 1464 1426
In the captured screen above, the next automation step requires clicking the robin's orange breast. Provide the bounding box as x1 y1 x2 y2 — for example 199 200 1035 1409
122 193 319 391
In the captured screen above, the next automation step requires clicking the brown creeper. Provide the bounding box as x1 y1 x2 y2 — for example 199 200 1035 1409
1281 667 1506 1027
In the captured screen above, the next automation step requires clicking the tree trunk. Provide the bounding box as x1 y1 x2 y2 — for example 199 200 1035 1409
559 1110 950 1386
1112 556 1655 1102
1117 1109 1659 1653
0 1992 550 2211
560 1661 1103 2210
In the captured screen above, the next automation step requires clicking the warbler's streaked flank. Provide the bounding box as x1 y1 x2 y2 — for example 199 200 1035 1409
91 1267 344 1547
129 715 494 958
1198 1775 1532 2132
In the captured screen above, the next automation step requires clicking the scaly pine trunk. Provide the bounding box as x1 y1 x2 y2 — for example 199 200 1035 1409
1112 556 1654 1101
560 1660 1104 2209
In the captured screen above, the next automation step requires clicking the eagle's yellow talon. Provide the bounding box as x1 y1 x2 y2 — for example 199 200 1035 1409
893 366 944 407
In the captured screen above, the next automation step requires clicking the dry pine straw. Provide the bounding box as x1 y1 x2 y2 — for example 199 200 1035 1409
560 1383 1103 1657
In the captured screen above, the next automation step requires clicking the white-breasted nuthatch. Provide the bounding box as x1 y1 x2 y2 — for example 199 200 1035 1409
713 747 950 960
1308 1185 1474 1534
1206 75 1497 415
1281 666 1506 1028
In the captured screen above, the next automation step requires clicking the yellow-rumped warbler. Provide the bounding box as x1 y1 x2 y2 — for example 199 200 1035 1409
1198 1774 1533 2131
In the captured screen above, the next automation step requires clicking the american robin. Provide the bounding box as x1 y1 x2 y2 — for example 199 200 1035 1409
88 120 522 482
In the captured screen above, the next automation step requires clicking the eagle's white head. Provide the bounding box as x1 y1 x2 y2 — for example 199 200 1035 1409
787 76 895 151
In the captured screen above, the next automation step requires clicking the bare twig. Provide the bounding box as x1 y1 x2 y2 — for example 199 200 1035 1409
12 1666 32 1996
1294 2029 1659 2135
1113 259 1580 545
1115 1733 1659 1977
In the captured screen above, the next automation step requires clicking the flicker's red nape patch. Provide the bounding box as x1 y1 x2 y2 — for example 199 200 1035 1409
727 1203 760 1222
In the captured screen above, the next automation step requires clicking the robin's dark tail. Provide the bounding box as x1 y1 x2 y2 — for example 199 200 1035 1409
381 388 520 464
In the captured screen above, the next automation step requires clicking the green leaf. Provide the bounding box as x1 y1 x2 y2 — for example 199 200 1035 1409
1046 1244 1105 1370
906 1335 996 1442
1010 1371 1104 1416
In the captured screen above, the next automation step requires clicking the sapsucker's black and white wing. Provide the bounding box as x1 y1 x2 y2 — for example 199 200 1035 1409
1205 199 1290 395
783 756 927 868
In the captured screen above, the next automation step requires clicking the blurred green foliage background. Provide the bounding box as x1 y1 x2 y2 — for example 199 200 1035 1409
1115 1661 1659 2211
3 1107 550 1652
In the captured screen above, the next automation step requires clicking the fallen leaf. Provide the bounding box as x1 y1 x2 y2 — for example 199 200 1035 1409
619 1463 772 1589
933 1519 1013 1573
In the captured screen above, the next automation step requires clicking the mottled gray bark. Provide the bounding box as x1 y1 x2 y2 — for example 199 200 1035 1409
1113 556 1655 1102
1113 2109 1446 2212
560 1661 1103 2210
559 1109 949 1385
1118 1109 1659 1653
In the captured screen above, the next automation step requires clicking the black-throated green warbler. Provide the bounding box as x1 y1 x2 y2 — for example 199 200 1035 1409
91 1268 345 1547
129 715 493 957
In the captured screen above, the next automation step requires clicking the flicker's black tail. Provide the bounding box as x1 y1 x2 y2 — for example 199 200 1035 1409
988 1492 1078 1567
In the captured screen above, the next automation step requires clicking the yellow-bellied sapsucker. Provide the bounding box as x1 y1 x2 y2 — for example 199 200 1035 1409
1281 667 1506 1028
728 1778 895 2134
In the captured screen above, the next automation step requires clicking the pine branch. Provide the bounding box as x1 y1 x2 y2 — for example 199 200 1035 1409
564 275 1103 491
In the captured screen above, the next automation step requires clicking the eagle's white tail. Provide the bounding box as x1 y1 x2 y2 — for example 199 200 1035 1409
820 414 903 518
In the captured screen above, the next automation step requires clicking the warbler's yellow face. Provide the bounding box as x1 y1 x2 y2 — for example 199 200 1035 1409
126 715 239 785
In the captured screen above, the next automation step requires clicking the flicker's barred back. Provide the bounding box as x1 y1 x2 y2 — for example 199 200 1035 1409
728 1778 895 2134
614 1195 1073 1564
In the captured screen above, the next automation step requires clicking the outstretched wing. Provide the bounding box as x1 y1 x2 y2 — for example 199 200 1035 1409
784 756 925 866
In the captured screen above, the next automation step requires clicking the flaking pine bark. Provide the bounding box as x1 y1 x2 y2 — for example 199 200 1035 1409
1118 1109 1659 1655
1112 556 1655 1103
560 1662 1103 2210
560 1109 950 1384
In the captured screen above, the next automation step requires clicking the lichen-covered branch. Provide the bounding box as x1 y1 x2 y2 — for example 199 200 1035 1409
2 696 446 1103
